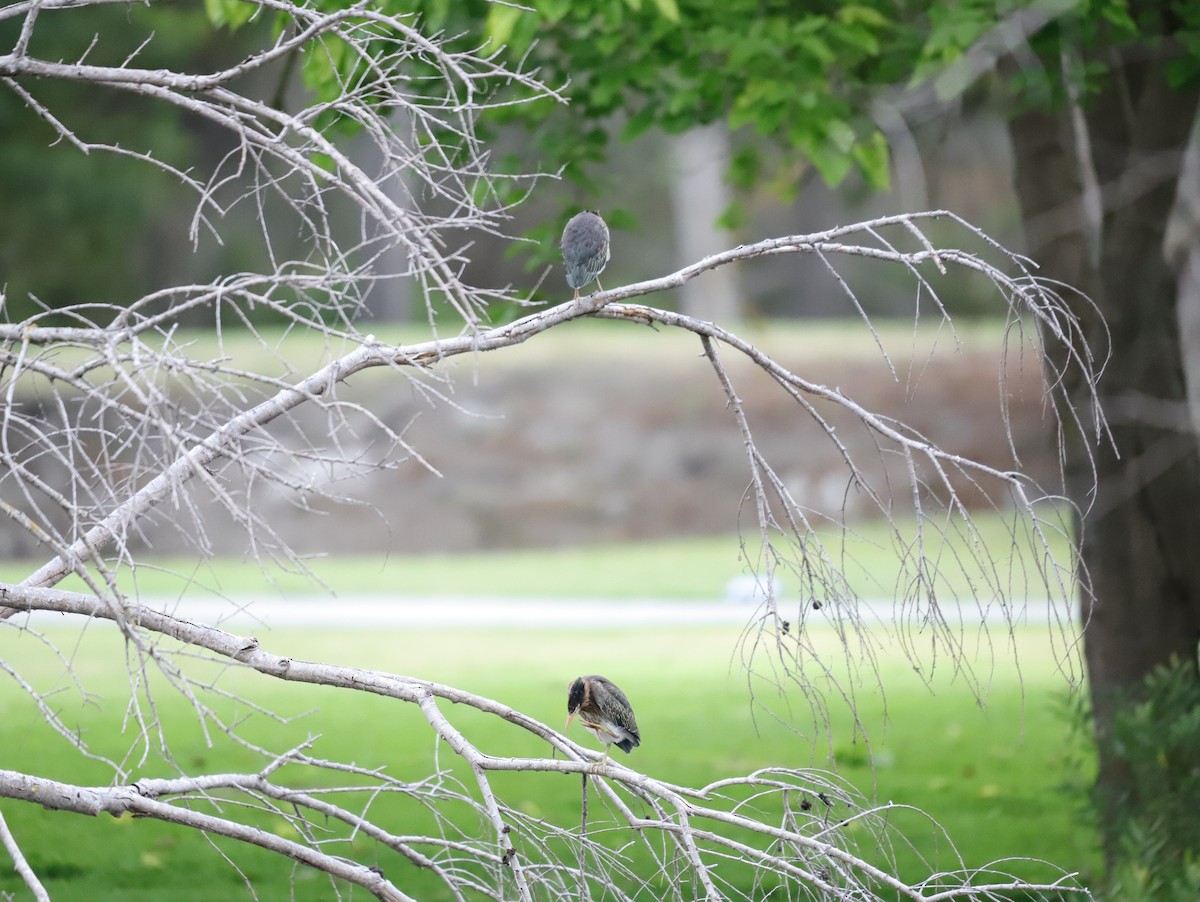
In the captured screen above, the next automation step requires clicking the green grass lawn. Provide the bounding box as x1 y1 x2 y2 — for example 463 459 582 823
73 316 1017 378
0 502 1088 899
0 617 1099 900
1 504 1074 604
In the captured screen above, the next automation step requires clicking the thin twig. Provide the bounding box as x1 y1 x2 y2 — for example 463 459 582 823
0 807 49 901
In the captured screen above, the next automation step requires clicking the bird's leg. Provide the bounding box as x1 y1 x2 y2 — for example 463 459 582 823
586 747 611 775
572 288 581 301
594 279 604 293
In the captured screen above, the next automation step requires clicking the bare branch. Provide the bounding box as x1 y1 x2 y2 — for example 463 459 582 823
0 807 49 902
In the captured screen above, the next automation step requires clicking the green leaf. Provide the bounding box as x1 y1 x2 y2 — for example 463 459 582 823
932 61 975 102
486 5 526 49
1098 0 1137 35
651 0 681 23
536 0 572 19
805 134 854 187
204 0 256 29
1166 51 1200 90
837 4 889 29
825 119 857 153
620 105 660 141
301 39 336 93
795 36 837 68
310 152 336 174
716 199 748 231
422 0 451 32
728 145 762 190
851 131 891 191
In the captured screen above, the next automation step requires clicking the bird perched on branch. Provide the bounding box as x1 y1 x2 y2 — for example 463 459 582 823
560 210 610 300
566 674 640 762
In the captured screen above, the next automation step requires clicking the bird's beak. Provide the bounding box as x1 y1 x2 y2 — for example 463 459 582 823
565 712 575 731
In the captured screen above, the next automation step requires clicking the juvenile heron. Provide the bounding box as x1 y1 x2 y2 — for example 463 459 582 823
566 675 640 762
561 210 610 300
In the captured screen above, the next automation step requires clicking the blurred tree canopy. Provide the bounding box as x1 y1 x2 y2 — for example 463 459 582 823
380 0 1197 198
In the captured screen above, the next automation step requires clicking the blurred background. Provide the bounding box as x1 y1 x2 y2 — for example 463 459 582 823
0 5 1056 561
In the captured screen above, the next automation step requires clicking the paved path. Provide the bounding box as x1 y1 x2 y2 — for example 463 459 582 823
136 595 1067 630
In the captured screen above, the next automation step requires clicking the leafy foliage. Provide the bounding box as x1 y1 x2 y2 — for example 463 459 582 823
1106 825 1200 902
299 0 904 197
282 0 1200 311
291 0 1200 207
1073 658 1200 901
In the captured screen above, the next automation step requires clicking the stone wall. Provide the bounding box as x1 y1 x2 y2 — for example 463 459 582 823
217 324 1058 555
1 323 1060 559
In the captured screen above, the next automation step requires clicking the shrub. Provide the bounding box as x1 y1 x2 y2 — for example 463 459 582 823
1077 658 1200 901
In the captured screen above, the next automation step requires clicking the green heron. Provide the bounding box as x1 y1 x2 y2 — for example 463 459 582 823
566 675 640 762
561 211 610 300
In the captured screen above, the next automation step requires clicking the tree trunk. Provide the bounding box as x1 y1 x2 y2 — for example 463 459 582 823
669 124 742 321
1007 50 1200 864
1169 125 1200 434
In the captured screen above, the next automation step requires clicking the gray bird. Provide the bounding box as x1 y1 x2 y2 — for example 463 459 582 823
566 674 640 762
561 211 610 300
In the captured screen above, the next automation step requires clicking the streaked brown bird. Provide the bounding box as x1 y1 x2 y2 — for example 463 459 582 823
566 674 640 762
560 210 610 300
